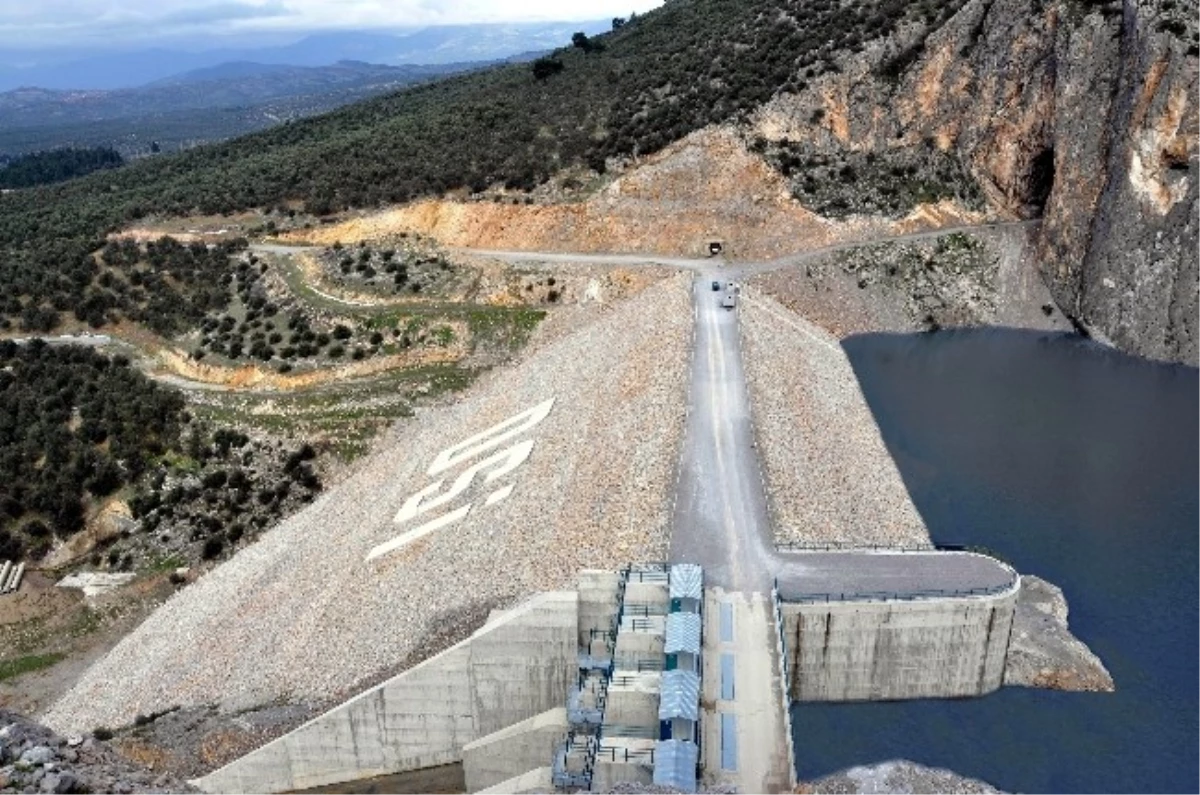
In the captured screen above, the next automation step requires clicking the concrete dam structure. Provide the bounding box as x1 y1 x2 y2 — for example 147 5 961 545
196 591 579 793
775 550 1020 702
195 555 1019 794
779 586 1018 702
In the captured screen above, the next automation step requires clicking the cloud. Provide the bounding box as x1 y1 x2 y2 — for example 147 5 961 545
156 1 290 25
0 1 663 50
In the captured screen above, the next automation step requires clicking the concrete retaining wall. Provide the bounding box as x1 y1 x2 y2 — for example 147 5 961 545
781 589 1018 702
605 687 661 727
195 591 577 794
462 707 566 792
578 570 621 649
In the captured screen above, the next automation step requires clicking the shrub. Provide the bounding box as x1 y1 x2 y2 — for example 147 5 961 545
201 538 224 559
532 57 564 80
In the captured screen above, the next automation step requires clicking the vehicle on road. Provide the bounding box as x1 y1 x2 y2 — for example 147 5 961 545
721 293 737 309
711 280 721 291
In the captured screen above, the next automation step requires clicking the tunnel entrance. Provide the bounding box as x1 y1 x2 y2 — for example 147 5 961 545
1028 147 1055 212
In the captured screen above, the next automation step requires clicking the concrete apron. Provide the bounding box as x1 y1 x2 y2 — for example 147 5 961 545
700 586 793 793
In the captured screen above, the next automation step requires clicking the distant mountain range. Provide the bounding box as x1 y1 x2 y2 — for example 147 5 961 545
0 60 483 126
0 60 486 156
0 23 609 92
0 21 611 156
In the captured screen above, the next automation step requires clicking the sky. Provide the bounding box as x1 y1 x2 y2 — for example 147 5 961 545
0 0 665 51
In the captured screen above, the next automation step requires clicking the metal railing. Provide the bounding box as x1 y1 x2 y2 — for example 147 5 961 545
601 724 658 739
623 616 661 633
622 602 668 617
774 578 1017 604
610 673 658 688
771 585 799 790
776 540 998 555
552 730 598 789
612 653 665 672
595 745 656 765
777 541 940 553
623 562 670 583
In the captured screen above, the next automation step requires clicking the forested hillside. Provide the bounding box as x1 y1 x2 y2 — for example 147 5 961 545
0 147 123 188
0 341 323 564
0 0 965 336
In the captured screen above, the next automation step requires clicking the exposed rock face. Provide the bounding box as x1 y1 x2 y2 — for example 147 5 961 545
756 0 1198 365
800 759 1004 794
1004 574 1115 692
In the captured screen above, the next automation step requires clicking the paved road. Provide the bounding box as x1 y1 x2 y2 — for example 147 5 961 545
459 220 1037 276
670 273 777 593
773 550 1016 601
700 587 793 794
669 272 1017 599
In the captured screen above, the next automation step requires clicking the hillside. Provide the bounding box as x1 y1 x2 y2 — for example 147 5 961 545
0 0 1194 364
0 0 987 343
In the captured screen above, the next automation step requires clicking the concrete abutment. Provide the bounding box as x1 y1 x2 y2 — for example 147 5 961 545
780 587 1019 702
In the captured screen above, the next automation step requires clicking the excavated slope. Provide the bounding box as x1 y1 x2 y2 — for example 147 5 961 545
282 127 984 260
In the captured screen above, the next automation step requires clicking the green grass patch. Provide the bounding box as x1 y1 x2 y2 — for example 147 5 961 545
0 652 66 682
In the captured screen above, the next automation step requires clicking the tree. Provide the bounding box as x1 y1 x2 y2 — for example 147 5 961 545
532 57 564 80
612 17 626 30
571 32 603 53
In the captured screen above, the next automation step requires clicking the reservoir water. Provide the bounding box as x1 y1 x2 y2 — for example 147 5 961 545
792 329 1198 793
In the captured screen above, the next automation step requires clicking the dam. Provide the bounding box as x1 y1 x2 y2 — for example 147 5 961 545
193 271 1023 794
195 553 1018 794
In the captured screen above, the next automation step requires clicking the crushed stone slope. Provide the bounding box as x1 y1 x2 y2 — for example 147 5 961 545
739 288 930 547
45 273 692 734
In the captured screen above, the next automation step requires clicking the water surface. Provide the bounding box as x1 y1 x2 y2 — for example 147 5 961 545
792 329 1198 793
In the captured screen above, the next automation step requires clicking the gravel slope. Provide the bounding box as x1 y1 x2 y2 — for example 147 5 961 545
802 759 1003 794
739 288 930 547
46 273 692 734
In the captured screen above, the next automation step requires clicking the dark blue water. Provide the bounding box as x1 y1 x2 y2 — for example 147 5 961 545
792 329 1198 793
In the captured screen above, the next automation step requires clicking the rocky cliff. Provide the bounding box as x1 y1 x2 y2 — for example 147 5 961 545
755 0 1198 364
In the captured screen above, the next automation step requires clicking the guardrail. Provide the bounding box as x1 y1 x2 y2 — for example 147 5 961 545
774 578 1017 604
776 541 968 553
770 586 799 791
